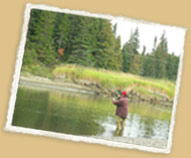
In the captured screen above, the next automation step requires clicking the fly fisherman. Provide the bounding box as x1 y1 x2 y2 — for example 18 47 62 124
112 91 129 136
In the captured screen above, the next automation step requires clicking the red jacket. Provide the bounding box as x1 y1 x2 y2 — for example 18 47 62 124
112 97 128 119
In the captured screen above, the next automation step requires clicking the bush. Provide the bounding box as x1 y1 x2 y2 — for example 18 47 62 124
23 49 37 66
22 63 54 79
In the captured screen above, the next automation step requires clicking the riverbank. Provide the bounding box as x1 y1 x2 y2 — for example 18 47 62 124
20 67 174 108
53 65 175 107
53 64 175 98
19 73 172 121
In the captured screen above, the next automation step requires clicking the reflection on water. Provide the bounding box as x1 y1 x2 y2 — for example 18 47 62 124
99 114 169 139
12 87 170 140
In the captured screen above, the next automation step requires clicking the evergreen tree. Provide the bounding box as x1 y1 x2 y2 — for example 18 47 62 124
140 37 158 77
154 32 168 78
26 9 57 66
141 54 155 77
23 9 41 66
53 13 71 62
173 55 180 79
113 23 117 36
122 28 139 72
166 53 180 80
113 36 122 71
139 45 146 76
129 54 141 74
67 16 92 66
94 20 116 70
87 18 102 67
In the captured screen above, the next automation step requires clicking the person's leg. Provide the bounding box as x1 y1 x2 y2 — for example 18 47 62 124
121 118 126 131
116 116 121 130
114 116 121 136
118 118 125 136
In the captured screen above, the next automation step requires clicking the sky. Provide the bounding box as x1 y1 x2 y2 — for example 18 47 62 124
111 19 186 56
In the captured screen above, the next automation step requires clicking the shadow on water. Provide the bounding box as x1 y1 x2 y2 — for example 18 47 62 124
12 87 170 140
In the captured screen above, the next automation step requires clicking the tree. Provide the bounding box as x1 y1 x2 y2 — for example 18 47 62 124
23 9 41 66
139 45 146 75
53 13 71 62
166 53 180 80
94 20 116 70
87 18 102 67
122 28 140 73
67 16 92 66
141 53 155 77
153 32 168 78
113 36 123 71
129 54 141 74
25 9 57 66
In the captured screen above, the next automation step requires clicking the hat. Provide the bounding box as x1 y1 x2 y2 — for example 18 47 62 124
122 91 127 96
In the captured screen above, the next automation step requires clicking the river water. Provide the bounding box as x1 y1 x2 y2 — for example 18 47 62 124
12 86 170 148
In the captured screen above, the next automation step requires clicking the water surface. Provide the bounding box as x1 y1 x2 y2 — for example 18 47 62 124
12 87 170 141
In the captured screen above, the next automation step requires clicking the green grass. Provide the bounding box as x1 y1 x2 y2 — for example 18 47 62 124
53 64 176 99
21 63 54 79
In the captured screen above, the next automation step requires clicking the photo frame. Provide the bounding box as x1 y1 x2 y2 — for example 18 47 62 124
4 3 186 153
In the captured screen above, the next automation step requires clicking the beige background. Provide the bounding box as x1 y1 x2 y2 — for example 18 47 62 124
1 0 191 157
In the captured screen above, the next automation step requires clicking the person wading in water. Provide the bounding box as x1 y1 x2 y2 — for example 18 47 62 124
112 91 129 136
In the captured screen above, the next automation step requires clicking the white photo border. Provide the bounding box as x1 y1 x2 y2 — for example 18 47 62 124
4 3 187 154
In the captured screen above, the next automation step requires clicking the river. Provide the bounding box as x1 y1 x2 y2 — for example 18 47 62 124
12 85 170 149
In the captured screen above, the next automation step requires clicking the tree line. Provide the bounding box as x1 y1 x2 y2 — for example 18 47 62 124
23 9 179 80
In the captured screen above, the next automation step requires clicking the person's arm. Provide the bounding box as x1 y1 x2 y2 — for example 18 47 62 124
112 98 122 106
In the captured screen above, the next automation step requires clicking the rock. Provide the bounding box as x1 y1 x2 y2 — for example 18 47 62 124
141 97 145 102
51 76 173 108
95 83 102 89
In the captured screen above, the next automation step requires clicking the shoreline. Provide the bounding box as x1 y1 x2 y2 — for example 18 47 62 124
19 74 173 108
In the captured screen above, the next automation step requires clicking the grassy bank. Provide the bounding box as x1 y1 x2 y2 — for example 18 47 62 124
21 64 54 79
53 64 176 99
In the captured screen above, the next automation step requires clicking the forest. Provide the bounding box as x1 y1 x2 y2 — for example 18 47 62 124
22 9 180 81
